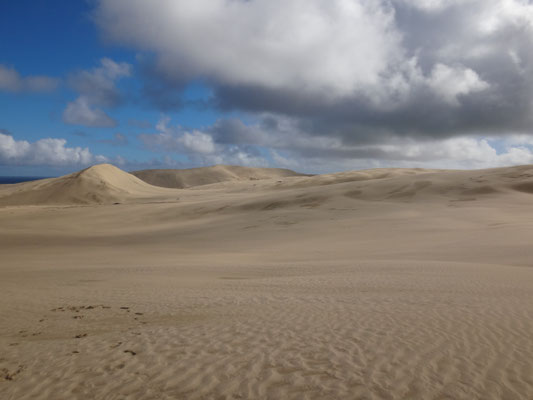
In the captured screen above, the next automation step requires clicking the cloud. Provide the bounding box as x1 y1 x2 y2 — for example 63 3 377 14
94 0 533 147
210 115 533 172
136 116 533 172
272 135 533 173
95 0 402 97
62 58 131 127
68 57 131 107
0 65 59 93
139 117 212 154
426 64 489 106
63 97 117 128
139 117 268 167
0 132 107 167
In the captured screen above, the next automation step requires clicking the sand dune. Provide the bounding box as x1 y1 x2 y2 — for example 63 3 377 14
3 163 533 207
2 163 533 399
131 164 307 189
0 164 176 206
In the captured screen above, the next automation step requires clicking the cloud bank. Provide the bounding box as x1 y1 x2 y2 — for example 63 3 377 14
0 132 107 167
138 117 533 173
92 0 533 170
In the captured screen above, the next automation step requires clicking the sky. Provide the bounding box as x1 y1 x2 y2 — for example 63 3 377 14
2 0 533 176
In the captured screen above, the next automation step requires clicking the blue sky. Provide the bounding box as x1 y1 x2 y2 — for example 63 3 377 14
2 0 533 176
0 0 231 176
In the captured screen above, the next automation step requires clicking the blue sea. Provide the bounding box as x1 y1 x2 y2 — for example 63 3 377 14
0 176 50 184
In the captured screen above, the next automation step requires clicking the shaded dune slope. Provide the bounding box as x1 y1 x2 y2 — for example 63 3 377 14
131 165 307 188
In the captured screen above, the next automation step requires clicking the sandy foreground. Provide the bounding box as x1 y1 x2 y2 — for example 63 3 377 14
1 164 533 399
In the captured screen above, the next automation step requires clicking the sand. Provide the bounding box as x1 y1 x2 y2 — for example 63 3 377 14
131 164 307 189
1 164 533 399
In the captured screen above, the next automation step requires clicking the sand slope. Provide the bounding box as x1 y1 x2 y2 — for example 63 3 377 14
2 164 533 399
0 164 176 206
131 164 307 188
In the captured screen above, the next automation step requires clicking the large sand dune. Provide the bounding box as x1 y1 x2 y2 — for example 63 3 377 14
1 163 533 399
131 164 306 189
0 164 176 206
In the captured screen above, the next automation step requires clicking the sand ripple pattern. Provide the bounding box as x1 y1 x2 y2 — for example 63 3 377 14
1 261 533 399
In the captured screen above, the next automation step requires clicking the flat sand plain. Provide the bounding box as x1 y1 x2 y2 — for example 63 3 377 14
1 164 533 399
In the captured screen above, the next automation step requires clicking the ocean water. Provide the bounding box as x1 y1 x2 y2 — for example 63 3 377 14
0 176 50 184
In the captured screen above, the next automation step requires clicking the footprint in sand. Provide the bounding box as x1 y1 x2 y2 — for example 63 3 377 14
1 365 25 381
74 333 87 339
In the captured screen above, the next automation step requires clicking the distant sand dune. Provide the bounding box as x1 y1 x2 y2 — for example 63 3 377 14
3 163 533 207
131 164 307 189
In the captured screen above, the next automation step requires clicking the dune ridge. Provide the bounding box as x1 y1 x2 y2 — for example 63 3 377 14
3 163 533 208
131 164 307 189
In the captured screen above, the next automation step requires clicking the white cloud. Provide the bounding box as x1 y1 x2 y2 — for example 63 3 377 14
0 65 58 93
139 117 268 166
179 131 216 155
267 137 533 173
96 0 403 97
63 97 117 128
426 64 489 105
63 58 131 127
94 0 511 104
0 133 107 167
294 137 533 172
476 0 533 34
143 116 215 154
